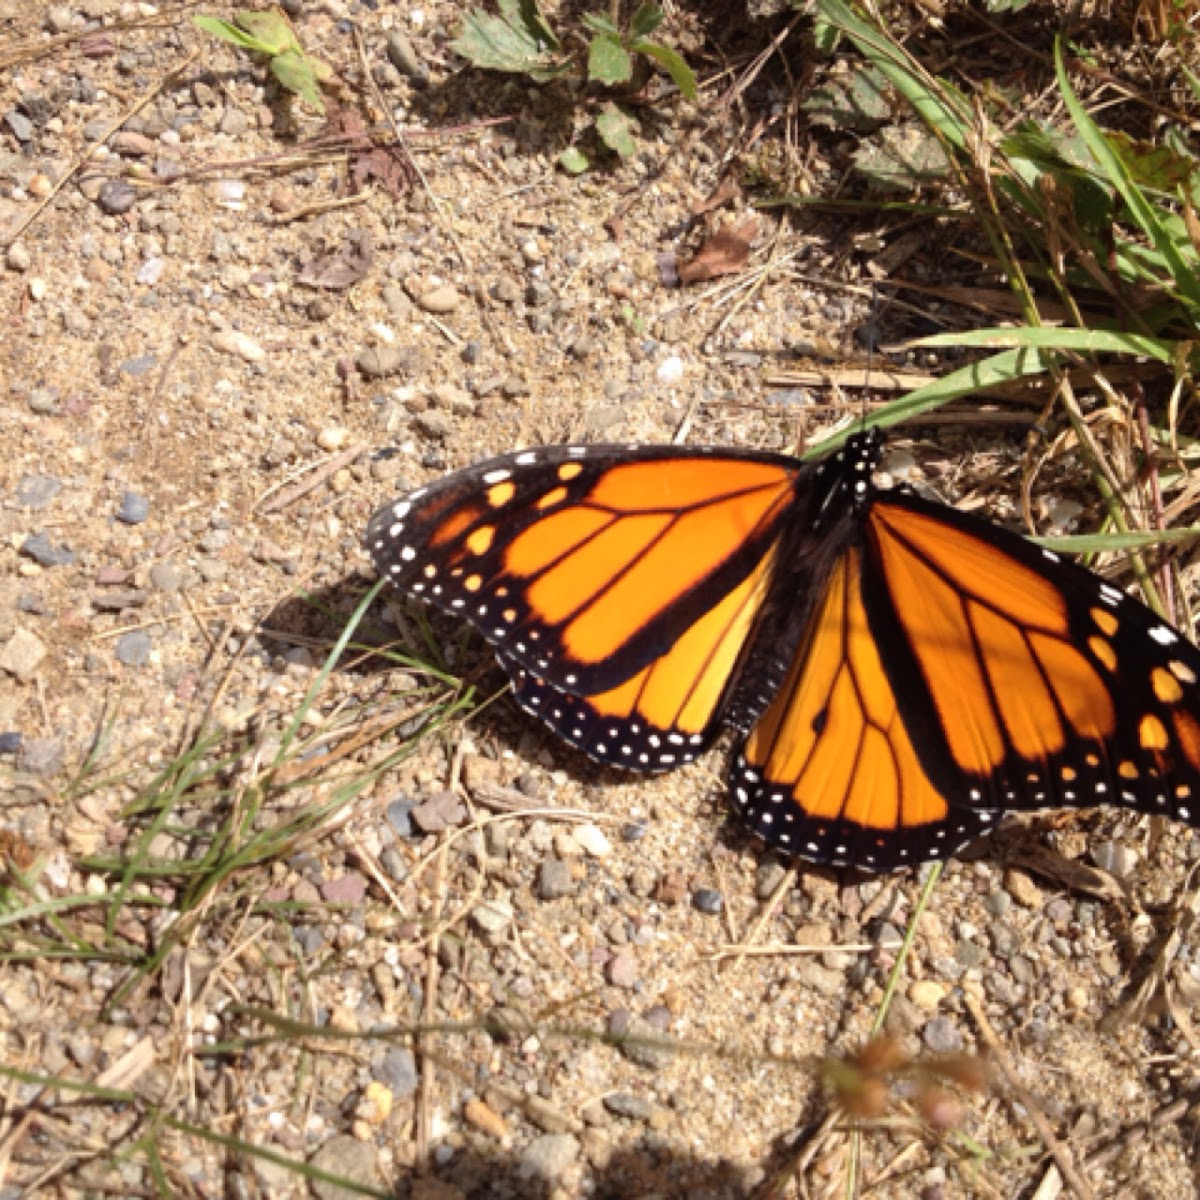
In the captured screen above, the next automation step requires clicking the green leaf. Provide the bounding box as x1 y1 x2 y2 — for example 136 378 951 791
629 40 697 100
581 11 620 35
815 0 972 154
853 123 950 191
631 3 665 37
812 17 840 53
588 32 633 85
270 49 324 112
913 325 1174 363
235 10 300 56
452 0 563 75
1054 38 1200 315
803 64 890 131
192 14 272 53
559 146 590 173
596 104 637 158
806 347 1056 457
1032 527 1200 554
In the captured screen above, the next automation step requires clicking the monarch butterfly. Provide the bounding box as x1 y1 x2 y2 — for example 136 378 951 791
365 429 1200 873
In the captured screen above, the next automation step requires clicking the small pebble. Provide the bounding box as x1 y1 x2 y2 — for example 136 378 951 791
149 562 183 592
97 179 137 214
317 426 349 452
18 737 64 776
1091 840 1138 879
655 355 684 384
136 256 164 285
27 388 60 415
574 824 612 857
922 1016 964 1055
415 284 461 314
0 732 23 756
20 532 75 567
617 1015 675 1069
604 1093 653 1120
385 30 428 82
519 1133 580 1183
308 1136 381 1200
472 898 514 934
4 111 33 143
115 630 153 667
321 874 367 905
211 329 265 362
356 345 408 378
386 796 417 838
15 474 60 510
410 790 466 832
378 1046 418 1097
538 857 575 900
45 4 74 31
908 980 947 1011
692 888 724 915
606 948 638 989
0 629 48 680
117 492 150 524
464 1097 509 1140
6 242 31 272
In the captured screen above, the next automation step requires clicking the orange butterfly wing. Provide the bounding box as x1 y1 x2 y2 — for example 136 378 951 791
732 487 1200 869
366 445 801 764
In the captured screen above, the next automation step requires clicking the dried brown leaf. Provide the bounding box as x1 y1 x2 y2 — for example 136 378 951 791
678 217 758 285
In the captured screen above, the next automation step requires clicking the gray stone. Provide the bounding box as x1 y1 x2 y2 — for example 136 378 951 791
410 790 466 833
356 345 409 378
115 630 153 666
97 179 137 214
149 562 183 592
91 589 147 612
4 111 33 142
309 1134 381 1200
377 1046 418 1097
519 1133 580 1183
18 737 64 776
603 1092 653 1120
20 532 75 567
15 474 60 510
922 1016 964 1055
385 31 428 82
538 857 575 900
117 491 150 524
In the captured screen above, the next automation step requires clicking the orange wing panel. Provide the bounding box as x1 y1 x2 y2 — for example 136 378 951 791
744 550 950 835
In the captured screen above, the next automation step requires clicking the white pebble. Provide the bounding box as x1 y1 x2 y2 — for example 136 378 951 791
574 823 613 858
136 256 164 285
318 426 349 451
211 329 265 362
215 178 246 208
656 355 684 384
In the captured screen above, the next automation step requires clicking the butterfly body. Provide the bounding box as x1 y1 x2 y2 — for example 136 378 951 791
366 431 1200 872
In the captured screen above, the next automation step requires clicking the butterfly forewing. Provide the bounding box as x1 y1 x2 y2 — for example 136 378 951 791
366 443 802 755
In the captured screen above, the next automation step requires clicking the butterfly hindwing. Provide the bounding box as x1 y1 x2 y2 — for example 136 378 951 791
862 490 1200 826
730 545 1001 871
